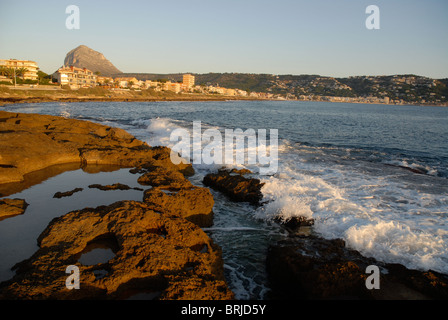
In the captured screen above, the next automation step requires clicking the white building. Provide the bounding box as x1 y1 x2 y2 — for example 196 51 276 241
55 66 97 88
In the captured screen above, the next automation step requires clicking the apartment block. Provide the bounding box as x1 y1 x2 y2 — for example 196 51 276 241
183 74 195 88
0 59 39 80
55 66 97 88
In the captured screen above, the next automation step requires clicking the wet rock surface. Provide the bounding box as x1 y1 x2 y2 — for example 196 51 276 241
53 188 84 198
137 166 193 191
0 111 231 300
143 187 215 228
203 169 264 205
0 111 193 185
273 216 315 235
0 198 28 220
266 235 448 300
88 183 143 191
202 167 448 300
0 201 233 300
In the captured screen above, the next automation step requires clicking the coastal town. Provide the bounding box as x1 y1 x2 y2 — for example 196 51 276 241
1 57 447 106
54 65 253 97
0 58 252 98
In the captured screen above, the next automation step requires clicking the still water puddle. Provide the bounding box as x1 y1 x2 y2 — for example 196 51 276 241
0 164 147 282
79 247 115 266
77 233 120 267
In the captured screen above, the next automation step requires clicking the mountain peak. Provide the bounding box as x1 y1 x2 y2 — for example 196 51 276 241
63 45 122 76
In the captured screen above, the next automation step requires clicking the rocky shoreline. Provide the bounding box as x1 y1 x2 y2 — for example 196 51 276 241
203 169 448 300
1 110 447 300
0 110 232 299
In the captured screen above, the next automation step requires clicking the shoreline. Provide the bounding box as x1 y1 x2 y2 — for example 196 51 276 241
0 87 264 107
0 110 233 300
2 95 446 108
1 86 447 108
0 95 263 106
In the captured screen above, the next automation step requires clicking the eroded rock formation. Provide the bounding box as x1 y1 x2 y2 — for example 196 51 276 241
0 198 28 220
0 201 232 300
267 236 448 300
203 169 264 205
0 111 192 185
0 111 231 300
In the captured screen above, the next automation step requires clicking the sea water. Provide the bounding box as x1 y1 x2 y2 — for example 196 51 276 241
2 100 447 299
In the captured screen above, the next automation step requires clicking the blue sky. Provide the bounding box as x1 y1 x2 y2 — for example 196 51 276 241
1 0 447 78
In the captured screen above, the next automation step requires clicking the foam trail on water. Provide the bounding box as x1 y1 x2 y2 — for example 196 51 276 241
255 144 448 274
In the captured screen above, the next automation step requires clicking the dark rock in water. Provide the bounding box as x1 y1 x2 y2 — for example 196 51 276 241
53 188 83 198
88 183 143 191
266 235 448 300
274 216 315 235
229 168 253 175
203 169 264 205
0 198 28 220
267 236 369 300
385 163 426 175
129 167 146 174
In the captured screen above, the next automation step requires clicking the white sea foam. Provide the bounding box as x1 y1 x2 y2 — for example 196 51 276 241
344 220 447 272
255 148 448 274
142 117 279 174
140 117 180 147
143 117 448 275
